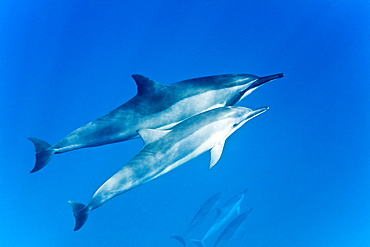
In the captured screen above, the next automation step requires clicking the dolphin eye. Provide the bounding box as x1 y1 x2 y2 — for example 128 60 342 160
233 123 239 127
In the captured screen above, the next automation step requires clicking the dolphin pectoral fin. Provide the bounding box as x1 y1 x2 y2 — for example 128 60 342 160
137 129 171 146
68 201 90 231
209 141 225 169
190 239 206 247
171 235 187 247
28 137 55 173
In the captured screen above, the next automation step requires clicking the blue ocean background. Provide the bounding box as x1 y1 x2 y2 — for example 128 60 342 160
1 1 369 246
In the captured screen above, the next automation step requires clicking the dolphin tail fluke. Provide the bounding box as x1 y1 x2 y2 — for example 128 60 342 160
190 239 206 247
68 201 90 231
171 235 187 246
28 137 55 173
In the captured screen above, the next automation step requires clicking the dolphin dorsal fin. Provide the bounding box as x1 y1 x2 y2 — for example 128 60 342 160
131 74 168 95
137 129 171 146
209 140 225 169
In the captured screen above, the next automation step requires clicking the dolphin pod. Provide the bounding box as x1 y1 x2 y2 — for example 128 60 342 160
171 191 225 246
28 73 283 173
191 189 249 247
174 189 253 247
68 106 268 231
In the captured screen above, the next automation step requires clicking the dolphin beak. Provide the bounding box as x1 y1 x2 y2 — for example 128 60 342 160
250 73 284 89
234 106 269 130
248 106 269 120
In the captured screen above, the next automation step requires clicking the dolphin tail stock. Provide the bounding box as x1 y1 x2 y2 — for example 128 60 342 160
171 235 187 247
190 239 206 247
68 201 90 231
28 137 55 173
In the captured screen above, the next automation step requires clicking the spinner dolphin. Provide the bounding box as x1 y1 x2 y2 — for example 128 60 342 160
68 106 268 230
191 189 249 247
172 191 224 246
29 73 283 172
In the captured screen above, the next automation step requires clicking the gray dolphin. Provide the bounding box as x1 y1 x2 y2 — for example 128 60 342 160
171 191 224 246
68 106 268 231
191 189 248 247
28 73 283 172
213 208 253 247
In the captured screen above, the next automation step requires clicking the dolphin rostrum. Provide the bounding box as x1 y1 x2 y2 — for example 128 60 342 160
171 191 224 246
191 189 248 247
68 106 268 231
29 73 283 172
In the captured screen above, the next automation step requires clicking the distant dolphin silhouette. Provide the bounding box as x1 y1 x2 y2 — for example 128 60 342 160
213 208 253 247
171 191 224 246
68 106 268 231
191 189 248 247
28 73 283 172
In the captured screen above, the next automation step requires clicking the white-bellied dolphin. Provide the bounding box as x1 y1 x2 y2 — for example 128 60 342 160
213 208 253 247
68 106 268 231
171 191 224 246
29 73 283 172
191 189 248 247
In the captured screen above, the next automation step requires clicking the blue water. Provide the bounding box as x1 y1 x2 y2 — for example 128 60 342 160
1 1 369 246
